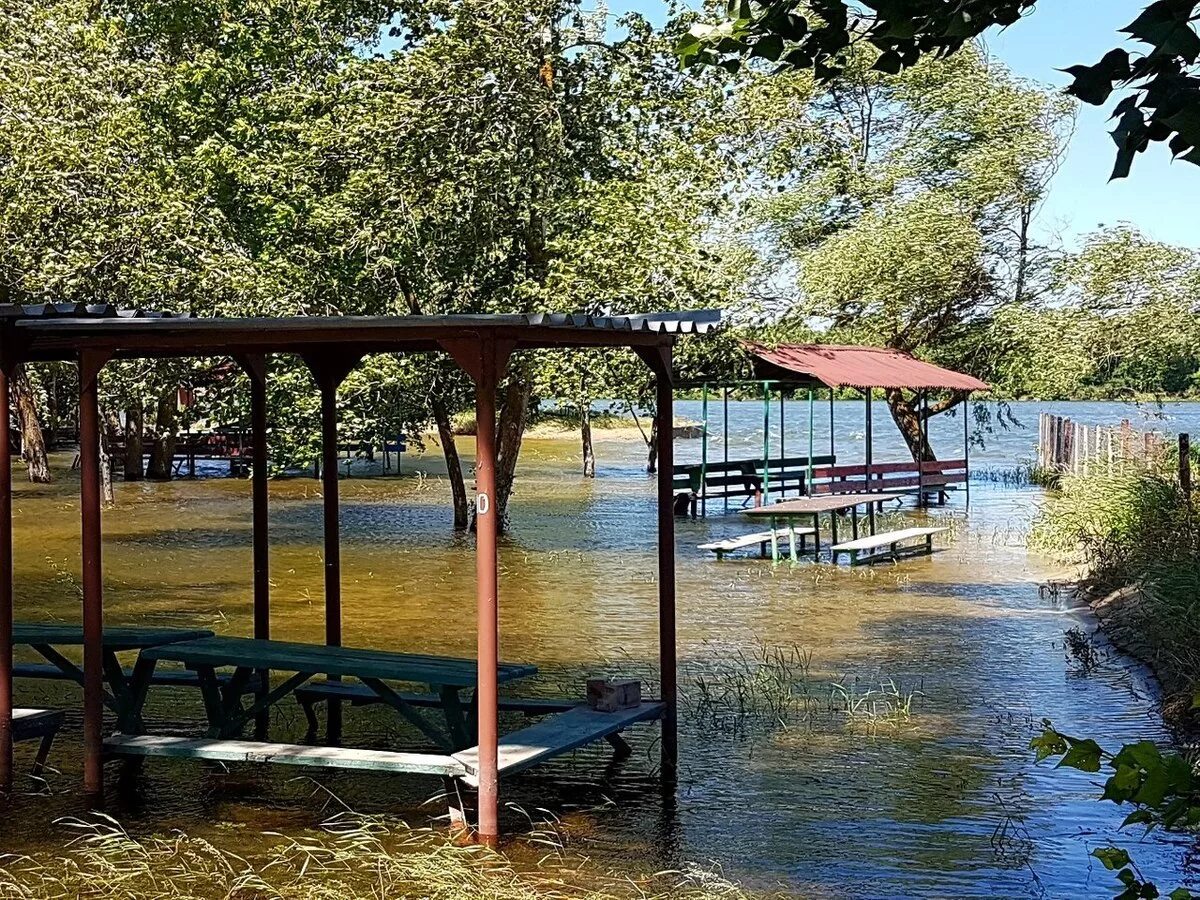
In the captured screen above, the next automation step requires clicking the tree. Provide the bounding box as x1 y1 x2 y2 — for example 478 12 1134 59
678 0 1200 180
735 46 1070 459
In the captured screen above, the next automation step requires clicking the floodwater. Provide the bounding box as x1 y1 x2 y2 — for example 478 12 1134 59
2 399 1199 898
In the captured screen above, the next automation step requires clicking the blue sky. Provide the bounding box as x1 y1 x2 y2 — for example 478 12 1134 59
595 0 1200 250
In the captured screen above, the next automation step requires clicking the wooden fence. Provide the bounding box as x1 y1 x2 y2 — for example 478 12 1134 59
1037 413 1169 476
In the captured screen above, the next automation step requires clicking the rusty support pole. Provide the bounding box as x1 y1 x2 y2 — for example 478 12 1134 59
79 351 106 800
319 377 343 741
474 337 501 844
0 366 11 795
240 355 271 738
654 346 677 782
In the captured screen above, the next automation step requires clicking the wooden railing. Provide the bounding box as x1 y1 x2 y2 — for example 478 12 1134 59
1037 414 1167 476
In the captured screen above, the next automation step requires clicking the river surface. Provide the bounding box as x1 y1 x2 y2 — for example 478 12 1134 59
3 399 1199 898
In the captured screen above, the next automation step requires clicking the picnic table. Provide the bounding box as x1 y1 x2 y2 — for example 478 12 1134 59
132 636 537 751
12 623 214 731
742 492 906 562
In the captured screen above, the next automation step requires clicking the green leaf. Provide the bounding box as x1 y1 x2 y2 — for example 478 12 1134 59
751 34 785 62
1059 738 1104 772
1094 846 1132 871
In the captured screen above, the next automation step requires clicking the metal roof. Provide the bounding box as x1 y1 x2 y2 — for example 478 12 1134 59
0 307 721 361
745 343 989 392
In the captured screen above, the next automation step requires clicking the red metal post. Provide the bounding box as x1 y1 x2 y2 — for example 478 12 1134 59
0 367 12 794
474 337 501 844
319 378 342 740
79 352 105 799
244 356 271 738
655 347 678 781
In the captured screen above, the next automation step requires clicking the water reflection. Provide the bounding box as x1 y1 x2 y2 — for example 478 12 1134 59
2 401 1199 897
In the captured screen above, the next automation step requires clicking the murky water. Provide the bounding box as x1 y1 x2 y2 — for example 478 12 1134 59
3 400 1198 898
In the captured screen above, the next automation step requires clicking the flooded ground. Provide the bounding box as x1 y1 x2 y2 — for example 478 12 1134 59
2 400 1198 898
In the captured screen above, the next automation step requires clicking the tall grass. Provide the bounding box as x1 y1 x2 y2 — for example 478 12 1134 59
1032 469 1200 715
0 813 770 900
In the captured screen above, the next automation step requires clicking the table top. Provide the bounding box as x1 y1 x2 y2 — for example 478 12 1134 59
142 635 538 688
12 623 214 652
742 492 907 517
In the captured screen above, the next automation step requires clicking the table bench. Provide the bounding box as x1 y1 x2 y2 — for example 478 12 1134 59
743 493 906 562
698 527 815 560
13 708 65 776
126 636 536 752
11 624 216 731
673 455 836 516
830 526 948 565
13 662 261 694
293 680 574 739
452 702 666 787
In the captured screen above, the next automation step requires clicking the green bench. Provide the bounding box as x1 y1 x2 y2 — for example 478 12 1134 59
13 708 65 776
673 455 837 516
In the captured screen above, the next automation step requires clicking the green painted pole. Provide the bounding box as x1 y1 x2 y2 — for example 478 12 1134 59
723 387 729 513
700 383 709 517
762 381 771 504
829 390 835 459
807 388 814 496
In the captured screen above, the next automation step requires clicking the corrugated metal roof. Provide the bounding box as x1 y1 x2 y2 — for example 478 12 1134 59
0 302 191 319
745 343 989 392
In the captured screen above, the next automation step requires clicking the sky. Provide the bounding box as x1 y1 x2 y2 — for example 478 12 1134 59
594 0 1200 250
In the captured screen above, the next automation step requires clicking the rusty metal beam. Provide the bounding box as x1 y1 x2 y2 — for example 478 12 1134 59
0 364 12 794
79 349 110 800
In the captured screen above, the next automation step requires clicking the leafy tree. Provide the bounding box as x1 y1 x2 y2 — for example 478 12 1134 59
678 0 1200 180
734 45 1070 459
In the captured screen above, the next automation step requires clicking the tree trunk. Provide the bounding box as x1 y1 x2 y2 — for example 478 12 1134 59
98 414 115 506
647 413 659 474
581 404 595 478
493 366 533 533
432 390 469 530
123 404 145 481
11 365 50 483
146 390 178 480
884 388 964 462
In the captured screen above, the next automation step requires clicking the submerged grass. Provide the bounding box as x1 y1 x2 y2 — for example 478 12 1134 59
680 640 922 737
0 813 771 900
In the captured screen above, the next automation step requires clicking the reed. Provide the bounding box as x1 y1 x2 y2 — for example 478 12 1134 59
0 813 770 900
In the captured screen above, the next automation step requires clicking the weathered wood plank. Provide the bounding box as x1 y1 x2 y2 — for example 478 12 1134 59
452 702 665 787
830 526 947 553
142 636 536 687
294 680 576 715
104 734 466 776
12 624 213 651
698 527 814 554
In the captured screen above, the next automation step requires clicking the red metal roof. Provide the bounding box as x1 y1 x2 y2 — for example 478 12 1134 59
744 343 989 392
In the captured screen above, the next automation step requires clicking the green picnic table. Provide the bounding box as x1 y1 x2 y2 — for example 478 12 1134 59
11 623 214 731
133 636 538 752
742 492 906 562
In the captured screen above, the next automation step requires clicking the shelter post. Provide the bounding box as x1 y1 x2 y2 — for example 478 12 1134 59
650 347 678 781
79 350 109 800
238 354 271 737
963 393 971 506
779 391 785 463
917 392 926 503
806 388 814 496
0 365 11 794
864 387 875 534
700 383 708 517
722 387 729 513
761 382 770 505
440 334 514 845
304 352 363 743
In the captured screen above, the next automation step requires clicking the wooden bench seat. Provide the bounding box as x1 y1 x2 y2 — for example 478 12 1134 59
13 708 65 775
452 701 665 787
104 733 466 777
831 527 948 565
14 662 262 693
293 680 576 736
698 527 815 559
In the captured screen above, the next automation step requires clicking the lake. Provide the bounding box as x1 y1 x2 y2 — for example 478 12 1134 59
2 398 1198 898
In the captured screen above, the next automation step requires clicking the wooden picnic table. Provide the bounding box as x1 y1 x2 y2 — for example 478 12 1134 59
134 636 537 751
11 623 214 731
742 492 906 562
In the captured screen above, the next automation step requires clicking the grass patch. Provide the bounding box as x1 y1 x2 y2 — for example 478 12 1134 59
0 813 773 900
